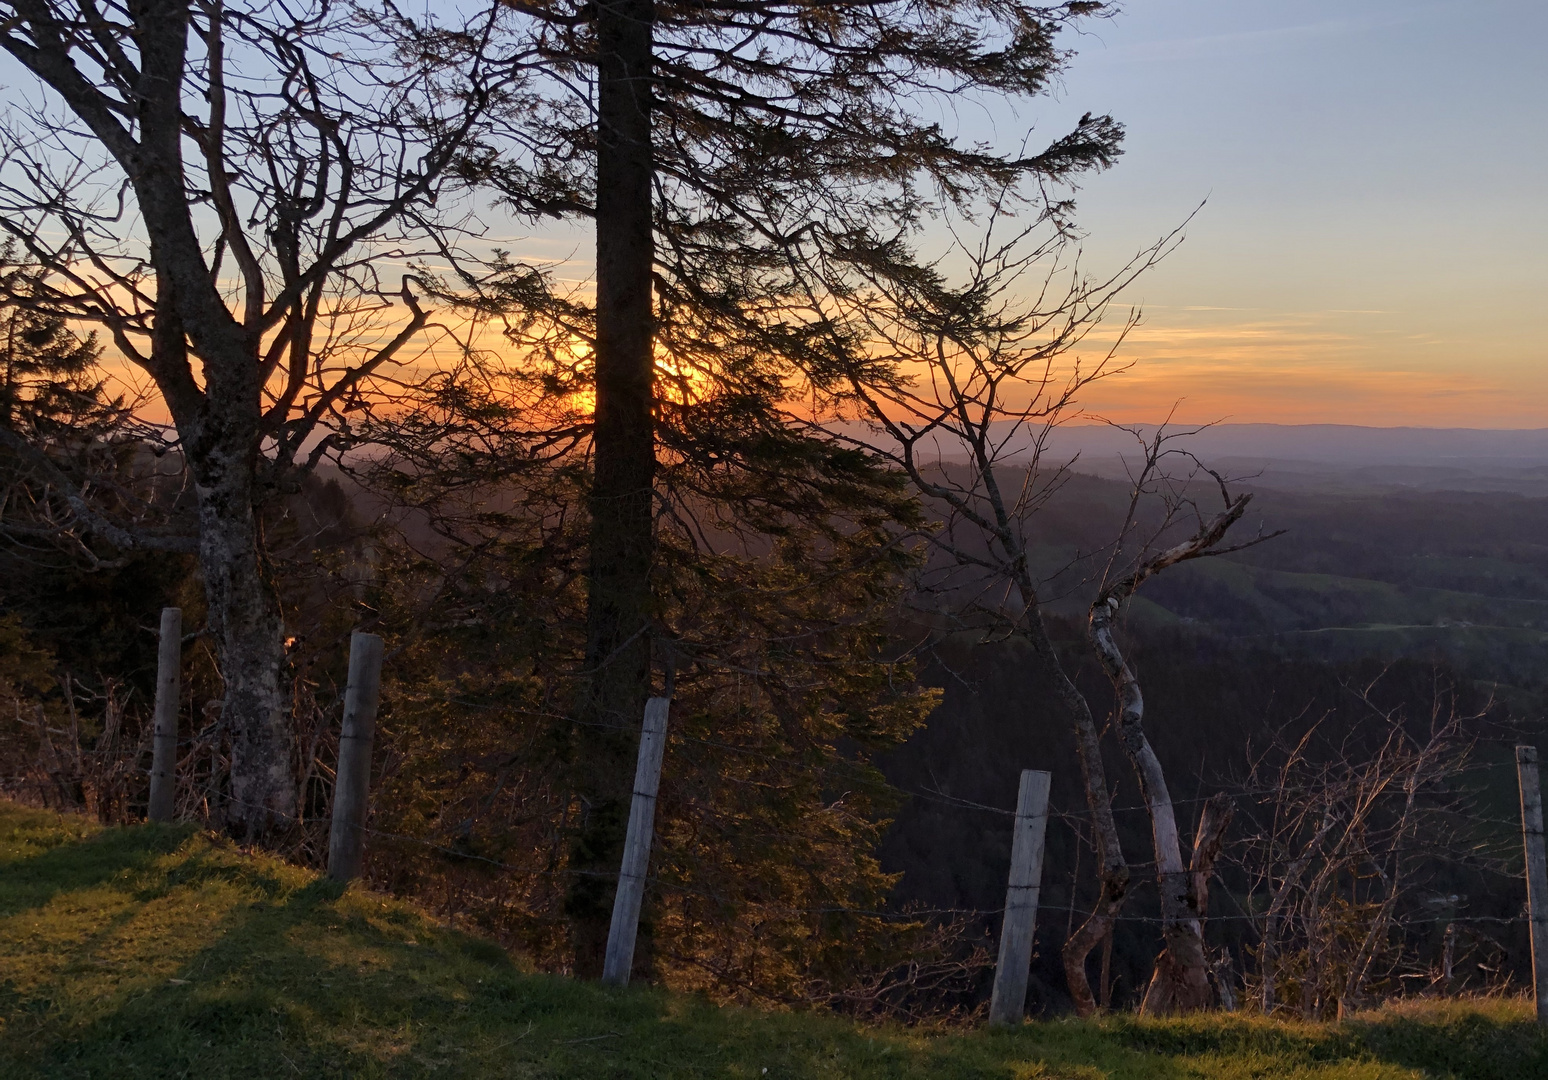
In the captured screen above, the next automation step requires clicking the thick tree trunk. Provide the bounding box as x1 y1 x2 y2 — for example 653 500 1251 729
190 448 292 838
131 0 295 841
157 275 293 842
567 0 658 978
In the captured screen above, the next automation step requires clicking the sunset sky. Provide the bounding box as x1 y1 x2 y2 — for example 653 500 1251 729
1023 0 1547 428
11 2 1542 431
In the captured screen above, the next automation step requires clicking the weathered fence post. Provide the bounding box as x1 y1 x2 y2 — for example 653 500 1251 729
328 632 384 882
989 768 1052 1026
602 696 671 987
1517 745 1548 1023
147 607 181 823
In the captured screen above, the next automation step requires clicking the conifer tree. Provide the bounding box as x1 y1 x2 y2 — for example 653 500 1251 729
459 0 1126 972
0 252 173 566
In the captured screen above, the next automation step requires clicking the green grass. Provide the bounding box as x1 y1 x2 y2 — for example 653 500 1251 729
3 801 1545 1079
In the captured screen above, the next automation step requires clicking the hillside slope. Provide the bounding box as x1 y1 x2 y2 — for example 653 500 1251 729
2 801 1544 1079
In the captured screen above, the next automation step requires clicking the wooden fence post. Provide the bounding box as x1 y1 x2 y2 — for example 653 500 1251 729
602 696 671 987
146 607 181 823
328 632 384 883
989 768 1052 1026
1517 745 1548 1023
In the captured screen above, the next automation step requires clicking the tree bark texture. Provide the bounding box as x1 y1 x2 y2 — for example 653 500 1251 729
189 419 293 836
567 0 658 978
1061 872 1128 1017
1090 597 1212 1015
1189 794 1234 925
140 0 292 836
1016 602 1130 1017
1192 794 1235 1006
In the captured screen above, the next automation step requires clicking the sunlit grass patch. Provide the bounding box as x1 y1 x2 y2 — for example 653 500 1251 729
1 798 1543 1079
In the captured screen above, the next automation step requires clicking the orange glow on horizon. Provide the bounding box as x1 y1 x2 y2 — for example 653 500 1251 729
1055 304 1548 430
96 292 1548 435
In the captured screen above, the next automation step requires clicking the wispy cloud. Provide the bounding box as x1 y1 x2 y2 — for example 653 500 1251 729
1061 303 1545 427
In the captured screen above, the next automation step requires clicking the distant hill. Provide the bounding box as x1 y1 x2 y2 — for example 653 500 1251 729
983 424 1548 495
879 471 1548 1011
941 466 1548 684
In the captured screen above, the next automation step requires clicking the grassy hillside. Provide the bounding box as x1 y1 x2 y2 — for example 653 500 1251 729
2 801 1545 1080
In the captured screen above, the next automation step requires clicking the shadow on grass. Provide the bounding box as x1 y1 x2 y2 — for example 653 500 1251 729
6 809 1543 1080
1353 1010 1548 1080
0 821 196 917
1108 1007 1548 1080
7 865 559 1079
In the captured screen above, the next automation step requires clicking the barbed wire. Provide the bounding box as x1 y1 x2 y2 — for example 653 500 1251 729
6 733 1539 842
3 776 1538 933
5 704 1542 949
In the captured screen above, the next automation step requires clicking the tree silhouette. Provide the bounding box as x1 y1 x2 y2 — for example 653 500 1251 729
0 0 516 836
466 0 1127 974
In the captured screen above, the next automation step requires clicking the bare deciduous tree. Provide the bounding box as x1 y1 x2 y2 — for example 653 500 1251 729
0 0 515 835
828 205 1273 1014
1087 455 1261 1013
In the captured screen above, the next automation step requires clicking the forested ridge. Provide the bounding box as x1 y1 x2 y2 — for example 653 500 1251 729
879 471 1548 1011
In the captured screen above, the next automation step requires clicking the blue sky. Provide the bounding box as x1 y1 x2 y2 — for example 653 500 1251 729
1025 0 1548 425
4 1 1541 427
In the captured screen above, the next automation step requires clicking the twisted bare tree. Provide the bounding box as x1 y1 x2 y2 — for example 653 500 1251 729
827 200 1278 1013
1087 453 1266 1013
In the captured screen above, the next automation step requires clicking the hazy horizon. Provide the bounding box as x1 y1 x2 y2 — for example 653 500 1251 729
912 422 1548 495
